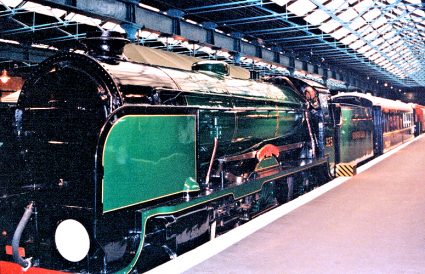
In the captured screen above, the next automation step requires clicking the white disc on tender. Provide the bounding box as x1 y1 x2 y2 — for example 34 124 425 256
55 219 90 262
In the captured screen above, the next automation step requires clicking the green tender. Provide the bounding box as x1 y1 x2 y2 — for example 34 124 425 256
102 115 197 213
339 106 374 164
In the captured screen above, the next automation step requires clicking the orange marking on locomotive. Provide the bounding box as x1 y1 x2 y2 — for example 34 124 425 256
256 144 280 161
5 245 25 257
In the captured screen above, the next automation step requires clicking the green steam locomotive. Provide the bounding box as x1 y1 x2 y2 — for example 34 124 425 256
0 31 412 273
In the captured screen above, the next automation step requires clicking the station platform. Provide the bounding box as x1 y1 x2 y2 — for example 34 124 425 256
148 135 425 274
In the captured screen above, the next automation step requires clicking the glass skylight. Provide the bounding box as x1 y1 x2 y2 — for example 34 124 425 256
387 50 397 57
388 36 401 45
358 25 373 36
377 24 392 35
324 0 347 12
375 57 386 63
349 17 367 30
383 31 396 40
1 0 23 8
338 8 358 22
340 34 357 45
364 31 378 41
363 8 381 22
22 2 67 18
370 40 383 47
287 0 317 16
319 19 341 33
304 9 330 25
4 0 425 87
271 0 290 6
331 27 350 40
358 45 372 54
349 40 366 49
102 22 126 33
64 13 101 26
353 0 374 13
369 53 381 60
372 16 387 29
392 40 404 48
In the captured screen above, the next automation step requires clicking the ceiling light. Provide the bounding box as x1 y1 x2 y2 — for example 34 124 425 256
0 70 10 84
139 3 160 12
0 38 19 45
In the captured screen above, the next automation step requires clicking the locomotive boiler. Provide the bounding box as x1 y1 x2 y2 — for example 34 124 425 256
0 32 334 273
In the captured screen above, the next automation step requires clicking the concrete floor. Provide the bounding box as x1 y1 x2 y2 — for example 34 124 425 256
184 136 425 274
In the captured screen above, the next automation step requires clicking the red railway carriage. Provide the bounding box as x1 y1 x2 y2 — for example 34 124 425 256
409 103 425 136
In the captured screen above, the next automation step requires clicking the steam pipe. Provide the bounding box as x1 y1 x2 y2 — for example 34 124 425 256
12 201 34 270
205 137 219 188
305 110 316 157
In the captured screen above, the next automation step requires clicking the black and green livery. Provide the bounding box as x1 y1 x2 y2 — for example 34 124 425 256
0 33 335 273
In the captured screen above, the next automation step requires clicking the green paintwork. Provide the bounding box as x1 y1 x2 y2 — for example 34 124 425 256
183 177 200 192
196 106 304 165
339 106 374 164
256 157 279 170
102 115 196 213
115 157 328 274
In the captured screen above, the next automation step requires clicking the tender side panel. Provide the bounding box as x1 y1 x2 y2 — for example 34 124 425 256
102 115 196 213
339 105 374 164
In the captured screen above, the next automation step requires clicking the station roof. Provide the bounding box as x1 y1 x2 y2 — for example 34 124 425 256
147 0 424 87
0 0 424 93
